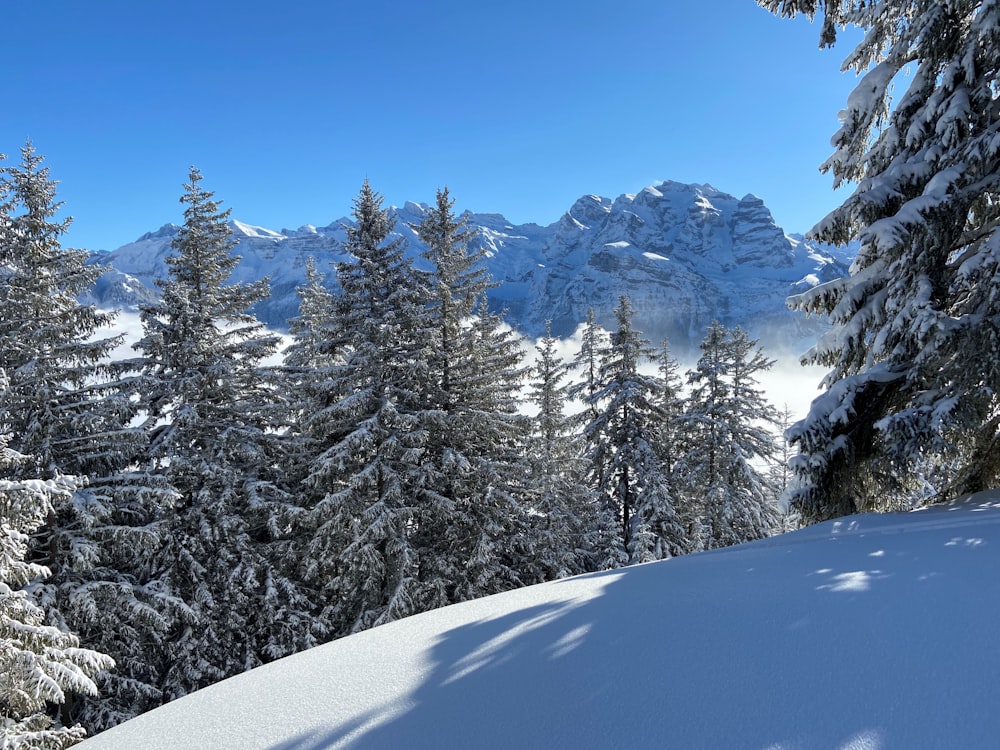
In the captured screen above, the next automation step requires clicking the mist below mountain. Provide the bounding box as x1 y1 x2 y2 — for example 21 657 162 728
87 180 852 355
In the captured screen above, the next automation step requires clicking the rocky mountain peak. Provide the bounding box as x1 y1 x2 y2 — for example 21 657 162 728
88 181 851 355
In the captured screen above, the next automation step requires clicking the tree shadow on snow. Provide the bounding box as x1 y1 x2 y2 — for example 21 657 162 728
271 506 1000 749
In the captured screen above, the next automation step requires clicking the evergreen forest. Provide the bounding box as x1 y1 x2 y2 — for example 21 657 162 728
0 154 786 744
6 0 1000 742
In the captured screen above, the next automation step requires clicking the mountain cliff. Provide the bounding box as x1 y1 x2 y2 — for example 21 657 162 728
87 181 850 354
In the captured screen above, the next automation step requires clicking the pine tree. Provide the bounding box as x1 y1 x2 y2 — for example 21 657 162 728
290 180 429 636
413 188 533 603
655 340 686 475
0 143 119 476
761 0 1000 519
583 296 686 566
770 404 801 533
655 339 699 550
280 257 344 497
568 308 608 425
284 257 342 372
681 322 778 549
0 143 177 731
0 434 113 749
566 307 613 565
135 168 312 700
525 322 595 580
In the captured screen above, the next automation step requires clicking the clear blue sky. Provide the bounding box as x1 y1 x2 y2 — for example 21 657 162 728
4 1 863 251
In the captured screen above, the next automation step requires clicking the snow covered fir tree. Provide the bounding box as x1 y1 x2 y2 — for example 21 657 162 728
524 322 596 580
679 322 779 548
283 179 432 636
132 168 313 700
0 434 113 749
761 0 1000 520
412 187 538 602
581 296 687 566
0 144 179 734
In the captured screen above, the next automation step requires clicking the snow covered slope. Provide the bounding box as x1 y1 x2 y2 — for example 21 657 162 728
79 491 1000 749
87 181 850 354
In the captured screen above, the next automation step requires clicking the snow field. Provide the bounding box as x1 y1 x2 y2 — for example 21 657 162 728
80 491 1000 749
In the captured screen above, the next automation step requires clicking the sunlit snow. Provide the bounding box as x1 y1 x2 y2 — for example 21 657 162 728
79 491 1000 749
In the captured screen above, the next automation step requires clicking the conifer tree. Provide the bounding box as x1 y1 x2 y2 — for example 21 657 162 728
568 308 608 425
583 296 686 566
525 322 595 580
0 143 177 731
284 257 341 371
0 434 113 749
0 143 119 476
770 404 801 533
414 188 533 602
681 322 778 549
135 168 312 700
655 339 699 550
761 0 1000 518
290 180 429 636
281 257 344 491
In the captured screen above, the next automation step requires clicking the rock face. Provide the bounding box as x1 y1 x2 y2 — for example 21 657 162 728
86 181 851 355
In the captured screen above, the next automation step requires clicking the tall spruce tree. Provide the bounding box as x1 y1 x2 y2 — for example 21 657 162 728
281 257 344 494
0 142 118 476
770 404 801 533
525 322 595 580
568 307 608 426
583 296 686 566
681 322 778 549
655 339 698 550
284 257 342 372
0 143 177 732
290 180 430 636
655 340 686 476
414 188 533 603
761 0 1000 519
135 168 312 700
0 433 113 749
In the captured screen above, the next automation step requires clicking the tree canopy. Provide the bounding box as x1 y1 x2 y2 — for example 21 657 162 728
761 0 1000 519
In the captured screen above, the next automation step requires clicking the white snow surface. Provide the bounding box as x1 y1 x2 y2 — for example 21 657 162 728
79 492 1000 750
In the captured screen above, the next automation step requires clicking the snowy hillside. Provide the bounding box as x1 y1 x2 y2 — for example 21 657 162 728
87 181 851 354
79 491 1000 750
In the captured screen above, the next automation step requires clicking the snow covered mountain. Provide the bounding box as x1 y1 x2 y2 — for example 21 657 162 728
88 181 851 354
78 490 1000 749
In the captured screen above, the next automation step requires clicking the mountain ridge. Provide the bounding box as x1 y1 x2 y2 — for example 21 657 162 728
87 180 852 355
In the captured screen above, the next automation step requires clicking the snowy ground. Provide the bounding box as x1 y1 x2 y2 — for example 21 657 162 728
78 491 1000 749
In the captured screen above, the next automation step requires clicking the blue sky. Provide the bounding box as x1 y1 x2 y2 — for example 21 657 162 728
4 1 862 251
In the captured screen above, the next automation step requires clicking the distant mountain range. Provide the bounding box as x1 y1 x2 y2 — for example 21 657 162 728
86 180 852 355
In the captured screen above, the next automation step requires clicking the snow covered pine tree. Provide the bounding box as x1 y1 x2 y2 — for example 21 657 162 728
134 168 312 700
761 0 1000 519
582 296 686 566
0 143 177 732
414 188 534 603
679 322 778 549
525 322 596 580
287 180 430 637
568 308 608 428
0 435 113 749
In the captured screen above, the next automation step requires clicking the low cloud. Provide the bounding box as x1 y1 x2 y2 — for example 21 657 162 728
100 310 828 426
